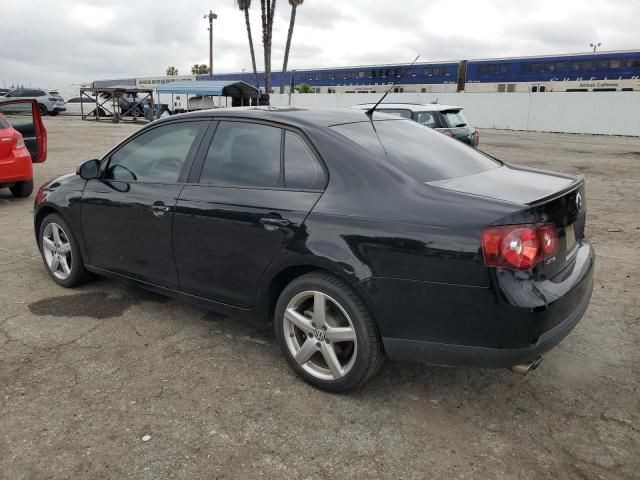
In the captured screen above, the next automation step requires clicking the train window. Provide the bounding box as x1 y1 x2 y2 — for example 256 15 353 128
570 62 581 70
480 65 497 74
522 63 541 73
597 60 609 70
544 63 554 71
531 86 538 93
580 61 593 70
627 59 640 68
499 65 509 73
359 71 366 78
610 59 621 69
424 67 432 76
539 86 546 92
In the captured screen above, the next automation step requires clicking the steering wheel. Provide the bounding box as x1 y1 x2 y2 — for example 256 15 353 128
154 157 183 176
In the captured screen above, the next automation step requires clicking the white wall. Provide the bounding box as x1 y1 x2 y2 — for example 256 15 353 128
268 92 640 136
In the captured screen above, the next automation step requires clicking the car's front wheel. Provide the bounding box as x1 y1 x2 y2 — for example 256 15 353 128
38 213 92 287
274 272 383 392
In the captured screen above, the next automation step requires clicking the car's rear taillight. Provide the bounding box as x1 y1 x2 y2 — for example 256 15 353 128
13 133 25 150
482 223 558 271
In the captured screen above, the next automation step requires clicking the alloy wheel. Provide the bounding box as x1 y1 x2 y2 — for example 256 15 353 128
42 223 73 280
283 290 358 381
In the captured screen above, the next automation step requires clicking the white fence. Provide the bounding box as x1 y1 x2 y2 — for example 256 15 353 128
268 92 640 136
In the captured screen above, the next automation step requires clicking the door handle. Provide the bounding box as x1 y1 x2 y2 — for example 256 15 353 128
260 217 290 231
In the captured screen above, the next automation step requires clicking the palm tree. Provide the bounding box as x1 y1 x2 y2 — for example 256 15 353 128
166 66 179 76
235 0 260 89
260 0 277 93
280 0 303 94
191 64 210 75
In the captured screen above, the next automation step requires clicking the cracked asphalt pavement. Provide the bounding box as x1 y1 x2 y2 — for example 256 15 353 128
1 117 639 479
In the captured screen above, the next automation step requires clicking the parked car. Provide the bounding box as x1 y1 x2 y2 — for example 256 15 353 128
64 96 111 117
353 103 479 146
33 107 593 392
0 100 47 197
0 88 11 97
0 88 66 116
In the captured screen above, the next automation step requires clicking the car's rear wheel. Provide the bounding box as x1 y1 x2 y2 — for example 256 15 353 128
39 213 92 287
9 180 33 198
38 104 48 116
50 111 59 116
274 272 383 392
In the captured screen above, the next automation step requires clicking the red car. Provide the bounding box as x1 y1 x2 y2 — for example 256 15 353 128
0 100 47 197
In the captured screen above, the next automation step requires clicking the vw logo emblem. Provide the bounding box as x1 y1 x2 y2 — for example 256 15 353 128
575 192 583 212
314 328 326 341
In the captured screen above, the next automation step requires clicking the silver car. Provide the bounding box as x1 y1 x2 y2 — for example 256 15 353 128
0 88 66 116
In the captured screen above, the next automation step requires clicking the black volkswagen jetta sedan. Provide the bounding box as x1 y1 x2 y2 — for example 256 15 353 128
34 107 594 392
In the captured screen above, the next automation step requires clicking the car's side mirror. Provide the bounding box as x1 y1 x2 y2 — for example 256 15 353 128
77 159 101 180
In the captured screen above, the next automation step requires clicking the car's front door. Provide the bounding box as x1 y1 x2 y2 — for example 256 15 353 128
174 120 326 308
81 120 210 288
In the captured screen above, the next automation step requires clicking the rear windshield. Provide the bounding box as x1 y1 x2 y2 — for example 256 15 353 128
331 119 498 182
440 110 468 128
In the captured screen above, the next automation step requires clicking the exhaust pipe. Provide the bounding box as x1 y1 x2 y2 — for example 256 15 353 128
510 356 542 375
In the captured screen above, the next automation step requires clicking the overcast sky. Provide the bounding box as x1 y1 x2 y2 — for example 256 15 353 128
1 0 638 93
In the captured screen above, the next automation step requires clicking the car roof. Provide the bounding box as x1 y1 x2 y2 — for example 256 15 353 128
161 106 405 128
353 103 463 112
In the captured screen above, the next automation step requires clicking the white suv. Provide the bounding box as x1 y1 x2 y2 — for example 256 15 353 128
0 89 66 116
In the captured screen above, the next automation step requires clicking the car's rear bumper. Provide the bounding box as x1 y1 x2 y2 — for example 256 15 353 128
361 240 594 368
382 270 592 367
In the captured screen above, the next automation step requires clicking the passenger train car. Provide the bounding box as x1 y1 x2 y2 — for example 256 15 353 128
92 50 640 95
199 50 640 94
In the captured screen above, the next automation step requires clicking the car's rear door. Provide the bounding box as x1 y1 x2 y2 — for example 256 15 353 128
81 119 210 288
0 100 47 162
174 120 326 308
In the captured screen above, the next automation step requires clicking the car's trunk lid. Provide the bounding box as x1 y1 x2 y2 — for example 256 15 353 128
428 164 586 278
427 164 577 205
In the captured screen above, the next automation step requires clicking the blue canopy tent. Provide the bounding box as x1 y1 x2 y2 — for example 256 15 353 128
155 80 260 113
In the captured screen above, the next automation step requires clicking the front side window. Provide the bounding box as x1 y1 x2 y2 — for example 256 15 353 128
628 59 640 68
284 131 324 190
200 121 282 188
106 121 207 183
332 119 499 182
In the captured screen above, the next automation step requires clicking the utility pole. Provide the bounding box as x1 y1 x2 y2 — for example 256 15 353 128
203 10 218 80
590 42 602 52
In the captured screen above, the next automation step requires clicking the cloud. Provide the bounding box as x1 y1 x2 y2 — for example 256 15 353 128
0 0 638 95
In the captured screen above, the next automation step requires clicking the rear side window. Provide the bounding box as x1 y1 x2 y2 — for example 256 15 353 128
332 119 499 182
284 131 324 190
379 109 412 119
200 121 282 188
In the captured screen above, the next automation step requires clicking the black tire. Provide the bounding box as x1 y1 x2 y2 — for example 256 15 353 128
274 272 384 393
49 111 59 116
9 180 33 198
38 104 48 116
38 213 93 288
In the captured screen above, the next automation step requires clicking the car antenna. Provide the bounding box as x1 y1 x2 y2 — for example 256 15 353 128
366 55 420 118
